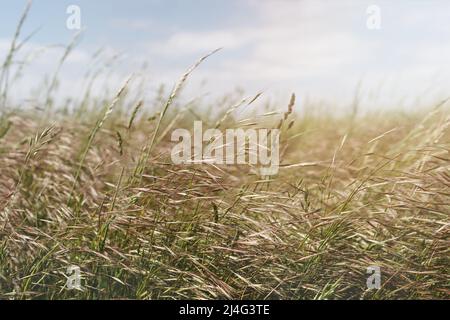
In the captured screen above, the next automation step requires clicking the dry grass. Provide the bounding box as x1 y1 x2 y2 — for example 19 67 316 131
0 4 449 300
0 97 448 299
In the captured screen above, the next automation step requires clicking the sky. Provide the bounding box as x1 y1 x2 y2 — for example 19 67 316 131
1 0 450 111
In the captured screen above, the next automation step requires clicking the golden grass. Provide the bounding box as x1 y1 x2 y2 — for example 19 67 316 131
0 99 448 299
0 3 448 300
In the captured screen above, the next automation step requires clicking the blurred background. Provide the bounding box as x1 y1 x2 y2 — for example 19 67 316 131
1 0 450 112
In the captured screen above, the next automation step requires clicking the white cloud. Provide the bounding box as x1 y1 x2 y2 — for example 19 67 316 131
110 18 155 31
149 0 450 109
4 0 450 111
148 30 248 56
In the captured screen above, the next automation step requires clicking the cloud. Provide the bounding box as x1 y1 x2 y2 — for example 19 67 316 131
142 1 375 104
4 0 450 111
109 18 155 31
0 38 115 105
148 30 249 56
145 0 450 108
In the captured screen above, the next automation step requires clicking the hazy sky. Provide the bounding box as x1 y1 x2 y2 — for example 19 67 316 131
1 0 450 110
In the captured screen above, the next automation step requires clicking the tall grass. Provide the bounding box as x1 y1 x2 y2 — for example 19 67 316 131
0 0 33 108
0 3 448 300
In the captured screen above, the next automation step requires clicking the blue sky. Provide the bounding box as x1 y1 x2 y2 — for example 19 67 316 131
2 0 450 110
0 1 251 45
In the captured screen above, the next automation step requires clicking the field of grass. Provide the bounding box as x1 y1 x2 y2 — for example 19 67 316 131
0 5 449 300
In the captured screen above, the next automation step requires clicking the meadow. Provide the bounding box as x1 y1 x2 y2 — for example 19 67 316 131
0 4 449 300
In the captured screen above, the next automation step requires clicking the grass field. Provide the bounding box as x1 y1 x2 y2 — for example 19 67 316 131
0 4 449 300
